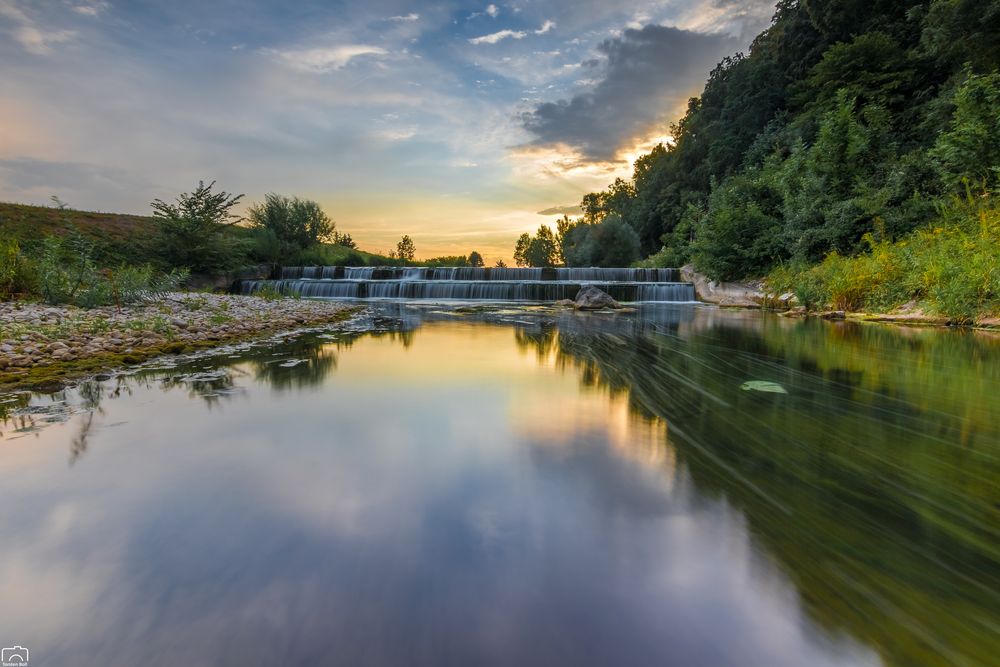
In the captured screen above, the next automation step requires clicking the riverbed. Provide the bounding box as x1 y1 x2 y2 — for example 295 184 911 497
1 303 997 666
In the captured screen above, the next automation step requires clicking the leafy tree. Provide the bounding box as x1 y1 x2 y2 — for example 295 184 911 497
247 194 334 251
931 70 1000 190
468 250 484 267
513 233 531 267
332 231 357 249
495 258 508 268
563 215 642 267
512 227 557 267
151 180 246 273
395 235 416 262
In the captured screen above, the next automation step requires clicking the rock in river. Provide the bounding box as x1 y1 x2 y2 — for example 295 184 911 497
575 286 621 310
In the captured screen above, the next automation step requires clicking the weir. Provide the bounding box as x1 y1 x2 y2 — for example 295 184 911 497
242 266 695 302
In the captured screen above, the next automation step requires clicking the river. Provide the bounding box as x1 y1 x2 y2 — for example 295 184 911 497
1 303 997 666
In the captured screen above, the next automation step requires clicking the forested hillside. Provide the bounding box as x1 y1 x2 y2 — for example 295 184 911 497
577 0 1000 285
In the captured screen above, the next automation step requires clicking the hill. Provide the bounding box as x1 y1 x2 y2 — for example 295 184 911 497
0 201 161 266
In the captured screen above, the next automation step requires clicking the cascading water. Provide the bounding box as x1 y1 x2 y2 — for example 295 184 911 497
241 266 695 302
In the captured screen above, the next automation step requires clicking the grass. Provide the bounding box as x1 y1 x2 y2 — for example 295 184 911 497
768 193 1000 323
0 201 162 266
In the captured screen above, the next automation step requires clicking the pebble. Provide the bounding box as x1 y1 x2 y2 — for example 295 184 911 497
0 292 352 375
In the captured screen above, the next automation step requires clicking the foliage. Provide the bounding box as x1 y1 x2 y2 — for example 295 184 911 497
425 255 469 267
570 0 1000 281
768 194 1000 321
930 70 1000 190
0 238 36 299
332 231 356 248
562 215 641 267
25 232 188 308
513 225 558 267
247 194 335 263
495 259 508 268
468 250 484 267
151 180 247 274
393 235 416 262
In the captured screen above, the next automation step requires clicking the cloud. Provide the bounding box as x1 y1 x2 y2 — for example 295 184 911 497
537 204 582 216
71 1 110 16
0 0 76 54
469 20 556 45
264 44 388 72
387 13 419 22
520 24 738 162
486 4 499 18
469 29 526 45
535 20 555 35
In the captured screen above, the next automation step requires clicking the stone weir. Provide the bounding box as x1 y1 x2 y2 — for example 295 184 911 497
238 266 696 303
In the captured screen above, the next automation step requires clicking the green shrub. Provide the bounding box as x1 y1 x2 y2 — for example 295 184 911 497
0 237 37 299
767 193 1000 320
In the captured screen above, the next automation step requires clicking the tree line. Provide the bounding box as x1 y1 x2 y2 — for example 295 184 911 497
523 0 1000 282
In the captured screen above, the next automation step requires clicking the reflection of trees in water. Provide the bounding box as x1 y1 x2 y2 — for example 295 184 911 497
537 317 1000 667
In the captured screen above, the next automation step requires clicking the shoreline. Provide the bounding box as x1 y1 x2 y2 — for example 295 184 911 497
4 293 996 394
0 293 359 392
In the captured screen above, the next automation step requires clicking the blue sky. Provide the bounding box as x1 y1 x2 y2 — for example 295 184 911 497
0 0 774 260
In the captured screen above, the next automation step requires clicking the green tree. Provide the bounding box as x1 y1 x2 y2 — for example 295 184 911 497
563 215 642 267
247 194 334 249
931 70 1000 191
395 235 416 262
495 258 508 268
468 250 484 267
513 233 531 267
151 180 246 273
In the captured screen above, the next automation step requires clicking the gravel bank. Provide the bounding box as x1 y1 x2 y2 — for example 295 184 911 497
0 293 357 390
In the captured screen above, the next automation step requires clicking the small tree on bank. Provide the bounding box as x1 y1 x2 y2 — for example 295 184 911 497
151 180 246 274
247 194 336 264
513 225 557 267
394 235 416 262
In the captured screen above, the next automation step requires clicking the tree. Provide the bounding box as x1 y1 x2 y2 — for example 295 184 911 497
468 250 484 267
562 215 642 267
931 70 1000 191
513 226 558 267
395 235 416 262
151 180 246 273
247 194 334 249
333 231 357 249
513 233 531 266
495 259 508 268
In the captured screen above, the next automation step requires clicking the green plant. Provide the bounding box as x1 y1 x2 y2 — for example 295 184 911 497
0 237 37 299
151 180 248 274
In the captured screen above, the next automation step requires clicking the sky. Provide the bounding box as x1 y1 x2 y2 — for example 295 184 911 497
0 0 775 262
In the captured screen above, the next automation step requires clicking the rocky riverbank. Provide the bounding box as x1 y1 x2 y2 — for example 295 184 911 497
0 293 358 391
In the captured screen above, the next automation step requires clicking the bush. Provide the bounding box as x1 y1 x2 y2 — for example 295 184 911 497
563 215 641 267
151 180 248 274
247 194 335 263
768 193 1000 320
29 233 188 308
0 238 37 299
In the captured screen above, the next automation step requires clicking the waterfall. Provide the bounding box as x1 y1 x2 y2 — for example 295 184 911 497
239 266 695 303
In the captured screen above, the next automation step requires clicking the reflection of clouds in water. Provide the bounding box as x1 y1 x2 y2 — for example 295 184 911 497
0 316 882 666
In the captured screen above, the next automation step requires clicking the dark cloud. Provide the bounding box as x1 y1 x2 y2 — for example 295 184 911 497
520 24 739 162
537 204 583 216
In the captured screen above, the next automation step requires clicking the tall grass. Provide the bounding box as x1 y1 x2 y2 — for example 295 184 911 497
768 193 999 322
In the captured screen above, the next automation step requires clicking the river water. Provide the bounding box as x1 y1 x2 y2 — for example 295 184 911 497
1 303 997 666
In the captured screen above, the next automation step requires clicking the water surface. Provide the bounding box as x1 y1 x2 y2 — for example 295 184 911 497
2 304 997 666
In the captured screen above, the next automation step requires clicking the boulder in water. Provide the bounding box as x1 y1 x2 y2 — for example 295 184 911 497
574 286 621 310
